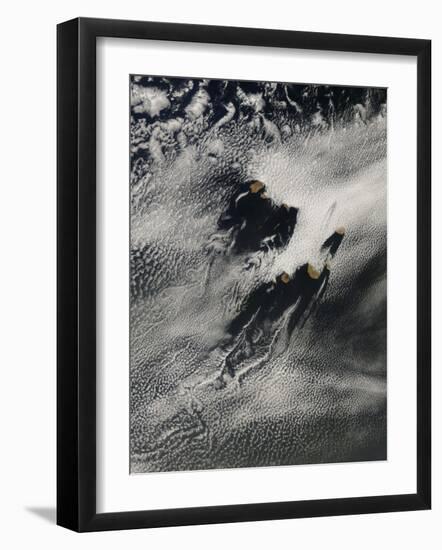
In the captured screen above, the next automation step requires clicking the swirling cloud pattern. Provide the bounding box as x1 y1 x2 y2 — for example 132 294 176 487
130 76 387 473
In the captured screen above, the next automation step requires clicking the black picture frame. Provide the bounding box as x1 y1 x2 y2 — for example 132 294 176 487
57 17 431 532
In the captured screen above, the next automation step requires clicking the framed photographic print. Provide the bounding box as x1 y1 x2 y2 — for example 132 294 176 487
57 17 431 531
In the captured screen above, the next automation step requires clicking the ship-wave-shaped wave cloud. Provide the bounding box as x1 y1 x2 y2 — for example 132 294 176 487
129 76 387 473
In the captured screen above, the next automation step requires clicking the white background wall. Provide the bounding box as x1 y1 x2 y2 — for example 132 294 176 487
0 0 439 548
